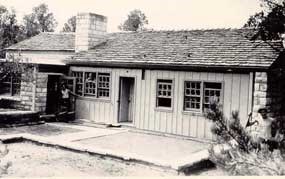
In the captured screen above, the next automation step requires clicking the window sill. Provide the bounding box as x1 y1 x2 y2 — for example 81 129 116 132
182 110 204 117
155 107 173 113
0 95 21 102
77 96 111 103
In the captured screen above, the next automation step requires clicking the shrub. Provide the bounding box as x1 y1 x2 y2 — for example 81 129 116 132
209 145 285 175
205 100 285 175
205 102 253 152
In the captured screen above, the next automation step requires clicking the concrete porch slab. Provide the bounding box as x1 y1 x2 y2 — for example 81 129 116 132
0 123 212 174
74 131 210 169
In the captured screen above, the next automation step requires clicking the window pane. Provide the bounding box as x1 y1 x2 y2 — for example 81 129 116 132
71 71 83 95
157 98 171 108
98 73 110 98
0 74 21 96
12 74 21 96
203 82 222 109
157 79 173 108
184 81 201 111
85 72 97 96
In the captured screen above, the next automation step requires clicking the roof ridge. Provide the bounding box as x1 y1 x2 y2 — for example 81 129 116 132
41 32 75 35
109 28 253 35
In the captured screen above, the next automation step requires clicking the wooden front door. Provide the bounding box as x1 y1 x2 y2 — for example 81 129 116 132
118 77 135 123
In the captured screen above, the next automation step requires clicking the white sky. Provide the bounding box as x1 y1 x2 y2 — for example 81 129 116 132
0 0 262 32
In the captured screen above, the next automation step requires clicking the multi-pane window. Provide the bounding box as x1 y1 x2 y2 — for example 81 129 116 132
184 81 201 111
184 81 222 112
0 74 21 96
71 71 83 95
85 72 97 96
203 82 222 109
156 79 173 108
71 71 110 99
98 73 110 98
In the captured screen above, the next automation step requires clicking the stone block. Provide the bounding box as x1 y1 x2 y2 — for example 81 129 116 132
254 98 260 105
259 97 267 106
259 84 267 92
254 83 259 91
254 91 267 98
37 83 47 88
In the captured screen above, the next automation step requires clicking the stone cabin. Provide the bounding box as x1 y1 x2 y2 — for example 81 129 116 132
3 12 285 140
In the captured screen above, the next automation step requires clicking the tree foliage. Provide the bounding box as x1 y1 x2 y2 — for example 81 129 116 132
23 3 57 37
62 16 76 32
205 101 253 152
205 101 285 175
0 53 35 83
244 0 285 40
118 9 148 31
0 5 25 58
209 145 285 175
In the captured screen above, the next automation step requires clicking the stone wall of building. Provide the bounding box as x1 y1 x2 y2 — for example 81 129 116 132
17 68 48 113
253 71 284 118
34 72 48 112
19 80 34 110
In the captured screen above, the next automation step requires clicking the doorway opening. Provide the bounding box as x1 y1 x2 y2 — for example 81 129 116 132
118 77 135 124
46 75 60 114
46 75 76 114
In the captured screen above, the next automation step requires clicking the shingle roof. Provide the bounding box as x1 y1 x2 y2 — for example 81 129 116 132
7 32 75 51
70 29 283 70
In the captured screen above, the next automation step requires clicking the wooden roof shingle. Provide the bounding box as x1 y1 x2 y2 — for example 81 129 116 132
7 32 75 51
70 28 283 70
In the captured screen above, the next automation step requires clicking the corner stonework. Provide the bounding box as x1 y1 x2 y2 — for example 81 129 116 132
252 71 283 118
19 67 48 113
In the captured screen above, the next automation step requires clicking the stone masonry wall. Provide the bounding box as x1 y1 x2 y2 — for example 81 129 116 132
17 69 48 113
34 72 48 113
253 71 284 118
19 80 34 110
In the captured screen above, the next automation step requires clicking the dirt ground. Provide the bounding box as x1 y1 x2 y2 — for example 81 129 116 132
2 142 176 177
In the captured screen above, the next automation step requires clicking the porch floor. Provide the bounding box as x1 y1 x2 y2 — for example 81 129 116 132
74 131 209 166
0 122 211 173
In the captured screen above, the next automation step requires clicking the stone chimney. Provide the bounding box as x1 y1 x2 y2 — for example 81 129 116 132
75 12 107 52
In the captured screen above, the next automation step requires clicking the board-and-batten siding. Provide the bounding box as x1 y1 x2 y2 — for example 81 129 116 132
72 66 252 140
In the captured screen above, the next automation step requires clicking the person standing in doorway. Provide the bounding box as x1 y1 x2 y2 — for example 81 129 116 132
60 83 71 112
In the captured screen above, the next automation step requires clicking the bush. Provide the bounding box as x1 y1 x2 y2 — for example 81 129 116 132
209 146 285 175
205 101 285 175
205 102 253 152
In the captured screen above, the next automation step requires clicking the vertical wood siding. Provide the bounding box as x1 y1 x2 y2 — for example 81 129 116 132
73 66 252 140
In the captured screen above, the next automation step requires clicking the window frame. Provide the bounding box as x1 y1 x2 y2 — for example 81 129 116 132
0 74 21 97
155 79 174 111
184 80 203 112
71 70 111 101
183 80 224 113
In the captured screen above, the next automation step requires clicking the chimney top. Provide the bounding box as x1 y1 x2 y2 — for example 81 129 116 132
75 12 108 52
